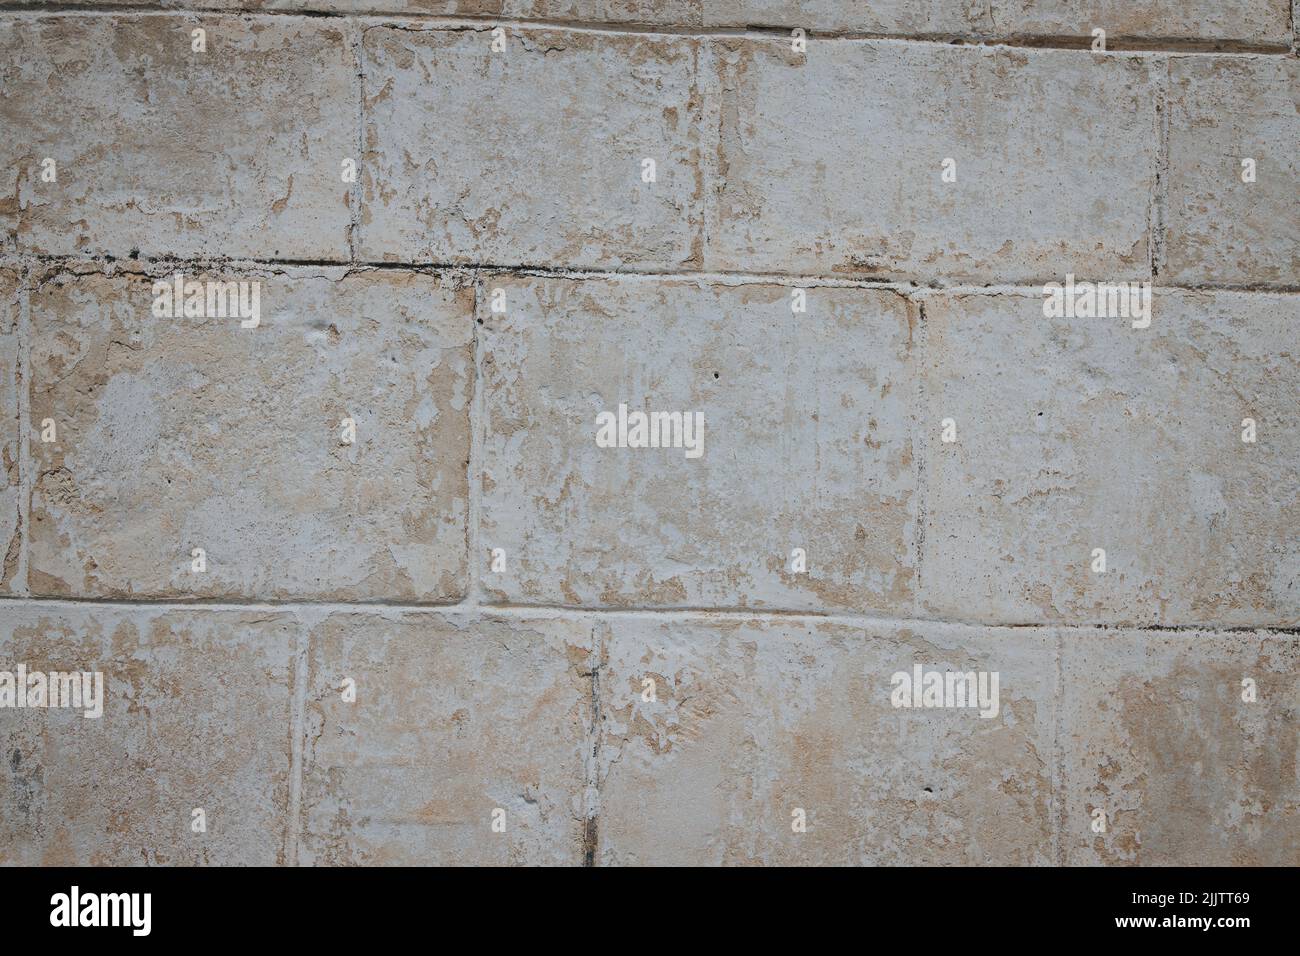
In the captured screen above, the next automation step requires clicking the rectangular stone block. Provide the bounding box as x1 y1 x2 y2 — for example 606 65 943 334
595 616 1057 865
11 0 501 9
1164 56 1300 286
31 0 504 11
919 289 1299 627
28 265 472 601
504 0 699 23
984 1 1292 47
1061 630 1299 865
705 0 973 32
707 40 1157 282
0 269 18 592
272 0 502 10
479 276 918 612
359 26 703 269
0 15 354 259
0 605 297 865
299 611 592 865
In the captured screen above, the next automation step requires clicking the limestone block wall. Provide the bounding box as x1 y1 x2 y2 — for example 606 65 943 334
0 1 1296 866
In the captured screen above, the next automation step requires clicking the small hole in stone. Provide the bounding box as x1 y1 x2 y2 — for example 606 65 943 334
923 787 933 793
713 372 720 379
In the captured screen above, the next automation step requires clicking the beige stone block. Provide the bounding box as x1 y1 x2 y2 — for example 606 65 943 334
480 275 918 612
0 606 297 865
299 610 593 865
596 615 1057 864
1061 630 1300 865
28 266 472 601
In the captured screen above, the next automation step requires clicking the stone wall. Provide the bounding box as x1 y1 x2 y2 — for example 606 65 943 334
1 2 1296 865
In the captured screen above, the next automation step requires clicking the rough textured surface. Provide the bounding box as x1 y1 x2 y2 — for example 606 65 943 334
705 1 1292 44
22 1 1293 45
28 265 472 601
595 617 1057 865
1061 631 1300 865
707 40 1158 282
0 4 1294 869
0 15 354 260
480 276 918 611
1164 56 1300 286
506 0 700 24
920 289 1299 627
707 0 979 33
0 606 297 865
38 0 505 10
360 25 704 268
299 611 592 865
0 269 18 593
983 1 1292 46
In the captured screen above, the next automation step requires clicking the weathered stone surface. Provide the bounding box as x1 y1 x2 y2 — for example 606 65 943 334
707 40 1157 282
1164 56 1300 286
0 270 18 593
271 0 502 10
299 610 592 865
0 606 297 865
0 0 1294 872
25 1 1289 46
274 0 503 11
28 266 472 601
359 26 703 269
595 616 1056 865
479 276 918 611
985 1 1292 46
702 1 1291 45
705 0 974 32
1061 630 1299 865
0 15 353 259
505 0 699 23
919 289 1299 627
24 0 503 10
